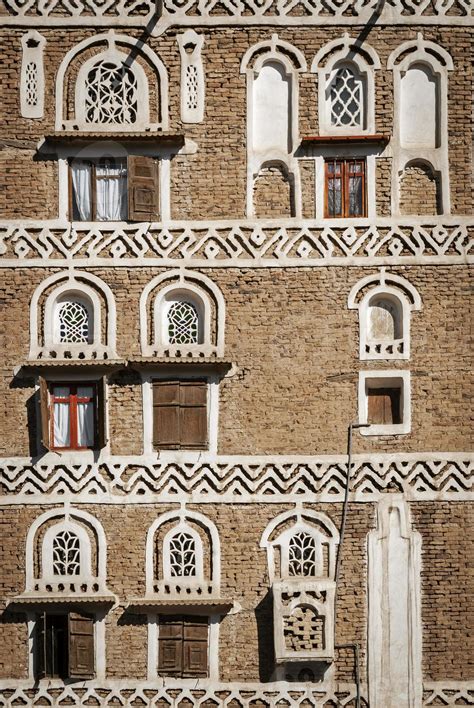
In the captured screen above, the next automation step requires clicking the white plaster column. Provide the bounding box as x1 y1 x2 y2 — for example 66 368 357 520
368 498 422 708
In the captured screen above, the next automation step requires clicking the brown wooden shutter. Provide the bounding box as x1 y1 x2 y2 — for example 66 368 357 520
97 377 107 449
153 381 181 449
68 612 94 679
128 156 159 221
158 618 183 676
183 618 208 677
180 381 208 449
39 376 50 450
368 388 401 425
35 612 47 679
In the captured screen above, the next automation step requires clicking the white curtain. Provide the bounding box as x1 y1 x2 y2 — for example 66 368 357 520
71 161 92 221
96 161 127 220
77 386 95 446
53 391 71 448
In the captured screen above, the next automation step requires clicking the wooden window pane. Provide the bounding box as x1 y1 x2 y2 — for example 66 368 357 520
128 155 159 221
68 612 94 679
325 159 366 218
180 381 207 406
368 387 401 425
183 618 208 677
153 380 208 450
154 381 180 405
97 376 107 449
180 406 207 448
35 612 47 679
39 376 50 450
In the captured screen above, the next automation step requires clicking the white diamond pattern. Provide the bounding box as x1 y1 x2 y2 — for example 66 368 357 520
58 301 89 343
288 531 317 577
167 300 199 344
52 530 81 576
169 531 197 577
85 60 138 125
330 67 362 128
185 65 199 111
25 62 38 106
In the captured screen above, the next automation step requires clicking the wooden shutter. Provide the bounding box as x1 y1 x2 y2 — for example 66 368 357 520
97 377 107 449
35 612 47 679
68 612 94 679
128 156 159 221
153 381 181 449
183 618 208 677
39 376 50 450
368 388 401 425
158 618 183 676
180 381 208 449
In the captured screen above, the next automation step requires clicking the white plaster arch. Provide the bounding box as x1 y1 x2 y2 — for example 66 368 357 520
140 269 225 357
145 508 221 595
240 34 307 74
29 270 118 360
311 34 381 135
260 508 339 584
42 519 92 579
45 283 98 347
388 34 453 215
25 506 108 593
155 283 207 347
75 47 150 130
348 269 422 360
162 521 204 582
55 30 169 132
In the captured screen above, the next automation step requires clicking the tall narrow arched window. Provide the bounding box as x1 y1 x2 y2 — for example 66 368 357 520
367 295 402 342
56 297 92 344
328 63 365 129
52 530 81 576
288 531 317 577
166 299 200 345
168 531 197 577
253 60 291 155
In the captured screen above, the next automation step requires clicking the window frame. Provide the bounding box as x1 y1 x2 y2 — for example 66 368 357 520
158 615 209 679
49 382 97 451
68 157 128 222
358 370 411 436
35 610 95 680
152 378 208 452
324 157 366 218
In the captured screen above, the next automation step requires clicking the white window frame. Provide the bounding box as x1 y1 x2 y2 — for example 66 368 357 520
162 522 205 584
358 369 411 436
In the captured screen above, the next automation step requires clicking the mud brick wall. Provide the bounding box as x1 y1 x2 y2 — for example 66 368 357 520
399 163 440 216
0 264 471 456
0 26 472 220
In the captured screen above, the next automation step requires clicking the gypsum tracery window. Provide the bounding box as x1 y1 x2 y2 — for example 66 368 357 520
288 532 317 577
169 531 197 577
329 65 364 128
57 301 90 343
167 301 199 345
85 60 138 125
52 530 81 575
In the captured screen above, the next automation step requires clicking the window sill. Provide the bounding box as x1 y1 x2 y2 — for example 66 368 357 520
301 133 389 146
360 422 411 436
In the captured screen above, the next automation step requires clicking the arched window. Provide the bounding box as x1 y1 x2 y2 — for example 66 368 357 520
328 63 365 129
166 298 200 345
168 530 198 577
288 531 317 577
84 58 139 126
55 297 92 344
367 295 402 342
52 529 81 576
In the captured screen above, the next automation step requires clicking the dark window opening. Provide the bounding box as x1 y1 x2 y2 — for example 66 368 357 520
36 612 94 680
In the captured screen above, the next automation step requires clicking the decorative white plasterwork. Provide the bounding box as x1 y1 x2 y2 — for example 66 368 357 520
388 34 453 216
241 35 306 219
1 0 473 26
358 369 411 436
0 454 472 503
1 218 471 267
348 269 422 360
177 30 205 124
55 31 169 132
367 498 422 708
311 33 380 136
29 270 118 360
20 31 46 119
140 269 225 358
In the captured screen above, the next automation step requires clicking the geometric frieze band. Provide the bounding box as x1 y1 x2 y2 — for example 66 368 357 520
0 681 472 707
1 453 472 503
0 219 472 267
1 0 472 25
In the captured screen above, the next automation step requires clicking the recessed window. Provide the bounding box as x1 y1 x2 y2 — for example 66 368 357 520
325 159 366 218
359 371 410 435
70 156 159 222
35 611 94 680
153 379 208 451
39 377 107 452
158 616 208 678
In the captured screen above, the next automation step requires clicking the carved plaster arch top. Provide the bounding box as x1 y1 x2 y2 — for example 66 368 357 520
240 33 307 73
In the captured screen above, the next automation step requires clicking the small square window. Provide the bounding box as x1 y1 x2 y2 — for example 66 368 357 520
152 379 208 451
39 377 107 452
325 159 366 218
359 371 410 435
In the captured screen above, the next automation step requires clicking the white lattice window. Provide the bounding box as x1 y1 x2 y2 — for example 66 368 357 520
169 531 197 577
52 530 81 576
85 60 139 125
288 532 317 577
329 65 364 128
57 300 90 343
178 30 205 123
20 31 46 119
167 301 199 345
